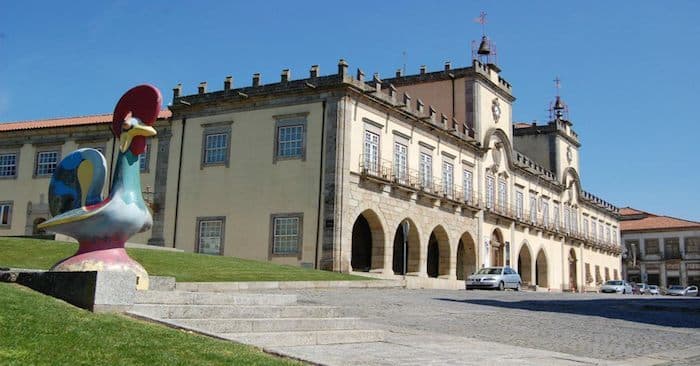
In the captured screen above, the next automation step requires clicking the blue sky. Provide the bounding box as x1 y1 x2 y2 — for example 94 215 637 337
1 1 698 221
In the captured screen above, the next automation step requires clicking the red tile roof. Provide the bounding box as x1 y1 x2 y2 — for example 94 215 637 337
620 207 700 232
513 122 534 129
0 110 171 132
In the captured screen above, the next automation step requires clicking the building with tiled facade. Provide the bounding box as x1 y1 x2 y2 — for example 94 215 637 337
0 43 622 290
621 207 700 288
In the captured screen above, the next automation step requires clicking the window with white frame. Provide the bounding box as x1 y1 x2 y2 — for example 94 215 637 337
599 223 604 242
35 151 59 176
553 204 560 229
515 191 524 219
393 142 408 184
542 200 549 227
570 208 578 234
363 130 380 175
197 218 224 255
583 218 589 237
463 169 473 203
419 152 432 189
442 161 454 197
0 202 11 226
271 214 302 255
605 227 610 243
563 206 570 232
0 153 17 177
486 175 495 209
277 124 304 159
204 133 228 165
497 179 507 212
591 221 597 240
529 195 537 223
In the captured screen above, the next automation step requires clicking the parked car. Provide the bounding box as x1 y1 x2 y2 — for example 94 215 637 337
648 285 660 295
465 267 522 291
666 285 699 296
600 280 633 294
630 282 641 295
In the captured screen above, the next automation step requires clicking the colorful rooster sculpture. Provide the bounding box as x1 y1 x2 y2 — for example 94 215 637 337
38 85 161 290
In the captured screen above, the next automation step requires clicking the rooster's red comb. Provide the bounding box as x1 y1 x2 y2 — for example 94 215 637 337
112 84 162 138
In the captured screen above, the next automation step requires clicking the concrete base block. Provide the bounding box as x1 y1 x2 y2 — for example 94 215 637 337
1 270 137 313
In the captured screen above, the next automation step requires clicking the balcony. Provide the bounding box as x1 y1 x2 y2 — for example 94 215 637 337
483 201 517 221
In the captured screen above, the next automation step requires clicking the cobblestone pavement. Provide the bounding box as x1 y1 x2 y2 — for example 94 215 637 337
266 288 700 364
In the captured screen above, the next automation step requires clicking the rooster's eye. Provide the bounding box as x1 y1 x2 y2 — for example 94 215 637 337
122 120 133 131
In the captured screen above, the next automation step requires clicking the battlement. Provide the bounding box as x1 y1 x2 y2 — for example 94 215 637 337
513 150 558 183
171 59 477 143
581 190 619 215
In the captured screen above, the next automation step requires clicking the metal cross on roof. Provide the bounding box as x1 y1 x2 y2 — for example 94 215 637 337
475 11 487 35
554 76 561 96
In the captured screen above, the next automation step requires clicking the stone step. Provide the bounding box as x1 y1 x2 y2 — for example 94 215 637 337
220 329 385 347
169 317 364 333
134 290 297 306
129 304 340 319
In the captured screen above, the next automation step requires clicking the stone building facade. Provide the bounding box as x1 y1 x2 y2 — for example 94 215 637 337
0 54 622 290
621 207 700 287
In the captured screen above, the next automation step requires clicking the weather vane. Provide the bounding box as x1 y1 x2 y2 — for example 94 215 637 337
475 11 487 35
554 76 561 97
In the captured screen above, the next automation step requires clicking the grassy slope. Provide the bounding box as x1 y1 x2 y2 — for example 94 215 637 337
0 237 368 282
0 283 302 366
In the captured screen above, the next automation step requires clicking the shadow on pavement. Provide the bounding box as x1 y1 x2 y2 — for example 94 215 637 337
435 296 700 328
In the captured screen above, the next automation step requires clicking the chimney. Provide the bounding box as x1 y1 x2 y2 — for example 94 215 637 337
429 106 437 123
198 82 207 95
337 59 348 78
173 83 182 99
310 65 319 78
252 73 261 87
440 113 448 128
388 84 397 103
416 99 424 114
356 68 364 82
419 65 426 75
224 76 233 91
395 69 403 78
444 61 451 71
281 69 290 83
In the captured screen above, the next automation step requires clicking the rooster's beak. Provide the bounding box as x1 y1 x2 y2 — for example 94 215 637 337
120 124 157 153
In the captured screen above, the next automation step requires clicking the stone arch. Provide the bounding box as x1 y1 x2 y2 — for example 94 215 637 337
482 128 516 169
392 218 421 275
426 225 450 278
568 248 578 292
535 247 549 288
456 231 478 280
489 228 505 267
351 209 386 272
517 241 533 286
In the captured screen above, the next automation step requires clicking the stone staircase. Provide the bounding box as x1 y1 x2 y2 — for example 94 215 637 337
127 289 385 348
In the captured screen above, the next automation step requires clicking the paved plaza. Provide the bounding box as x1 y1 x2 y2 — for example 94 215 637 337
262 288 700 365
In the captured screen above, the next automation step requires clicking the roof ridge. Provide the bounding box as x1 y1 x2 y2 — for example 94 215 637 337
0 112 113 125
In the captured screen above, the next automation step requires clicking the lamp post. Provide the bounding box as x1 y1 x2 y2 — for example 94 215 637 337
401 220 410 277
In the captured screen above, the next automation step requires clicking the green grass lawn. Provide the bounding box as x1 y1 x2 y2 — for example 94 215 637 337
0 282 303 366
0 237 368 282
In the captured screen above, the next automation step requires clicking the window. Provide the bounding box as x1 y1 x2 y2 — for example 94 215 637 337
393 142 408 184
686 237 700 254
582 218 589 238
553 204 560 229
139 143 150 172
529 195 537 223
485 175 495 209
270 214 303 257
595 265 602 285
0 201 11 227
201 122 232 168
613 269 619 280
585 263 593 284
277 125 304 159
563 206 570 232
591 221 597 240
204 133 228 164
515 191 524 219
605 227 610 243
598 223 604 242
419 152 432 189
442 161 454 197
463 169 473 203
196 217 225 255
0 153 17 178
604 267 610 282
664 238 681 259
35 150 59 176
571 208 578 234
363 130 380 175
542 200 549 227
497 179 507 212
644 239 661 255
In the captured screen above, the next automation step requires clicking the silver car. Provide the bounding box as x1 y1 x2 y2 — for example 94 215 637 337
666 285 699 296
465 266 522 291
600 280 632 294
